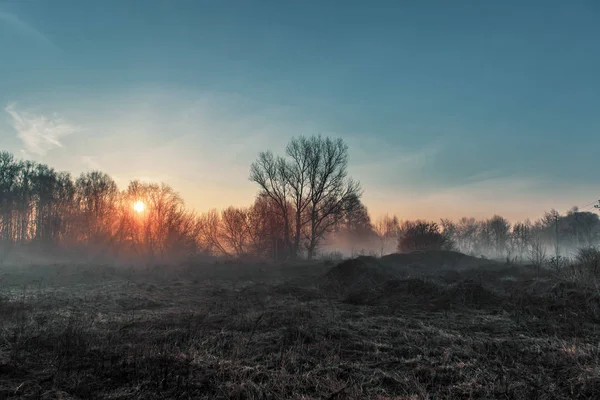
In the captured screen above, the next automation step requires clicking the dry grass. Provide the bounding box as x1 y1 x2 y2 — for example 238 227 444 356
0 257 599 399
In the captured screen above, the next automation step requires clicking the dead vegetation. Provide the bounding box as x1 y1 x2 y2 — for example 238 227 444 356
0 251 599 399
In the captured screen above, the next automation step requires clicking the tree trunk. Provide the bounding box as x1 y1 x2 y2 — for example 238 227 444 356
293 212 302 259
307 245 315 260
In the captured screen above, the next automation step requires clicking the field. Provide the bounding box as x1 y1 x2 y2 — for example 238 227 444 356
1 251 599 399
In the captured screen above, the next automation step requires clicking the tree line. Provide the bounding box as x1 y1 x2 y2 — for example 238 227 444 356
0 136 365 264
1 135 599 265
371 210 600 263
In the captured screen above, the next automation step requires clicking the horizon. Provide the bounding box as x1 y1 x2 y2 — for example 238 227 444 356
1 1 599 222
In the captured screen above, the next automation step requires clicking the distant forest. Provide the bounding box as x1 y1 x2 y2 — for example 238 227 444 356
1 135 599 265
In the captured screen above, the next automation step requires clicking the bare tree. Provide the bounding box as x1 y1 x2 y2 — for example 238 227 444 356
440 218 457 250
119 181 200 263
302 137 362 259
250 135 361 260
511 220 532 260
374 214 400 256
75 171 119 248
1 150 271 264
220 206 252 257
285 138 313 257
247 194 288 259
198 209 230 256
328 198 377 257
565 207 600 248
487 215 511 258
0 152 19 247
453 217 479 255
528 238 547 272
249 151 294 257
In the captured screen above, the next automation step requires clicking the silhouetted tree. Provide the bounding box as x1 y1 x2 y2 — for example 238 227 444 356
122 181 198 263
247 194 288 259
486 215 511 257
75 171 118 248
0 152 20 246
249 151 294 257
398 220 454 253
328 197 378 255
374 213 400 256
453 217 479 255
198 209 230 256
6 148 598 266
219 206 252 257
511 220 532 259
250 135 361 260
564 207 600 248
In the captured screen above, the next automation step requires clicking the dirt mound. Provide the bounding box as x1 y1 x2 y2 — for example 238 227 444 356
380 250 495 272
322 256 397 293
326 252 518 311
271 284 322 301
423 269 463 284
448 264 546 295
509 280 600 323
344 278 441 307
512 277 574 297
345 277 502 311
548 284 600 321
439 280 502 309
460 264 543 283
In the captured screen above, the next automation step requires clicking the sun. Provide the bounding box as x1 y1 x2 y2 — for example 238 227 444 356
133 200 146 214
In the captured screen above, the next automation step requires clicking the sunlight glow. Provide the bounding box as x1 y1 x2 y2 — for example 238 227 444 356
133 200 146 214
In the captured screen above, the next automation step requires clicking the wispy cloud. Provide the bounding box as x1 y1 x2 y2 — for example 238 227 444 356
463 168 508 184
5 104 79 156
0 10 57 50
347 136 444 189
80 155 101 170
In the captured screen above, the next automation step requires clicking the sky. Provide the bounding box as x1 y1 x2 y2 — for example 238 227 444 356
1 0 599 222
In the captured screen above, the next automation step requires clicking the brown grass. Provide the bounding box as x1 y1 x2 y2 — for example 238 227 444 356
0 256 599 399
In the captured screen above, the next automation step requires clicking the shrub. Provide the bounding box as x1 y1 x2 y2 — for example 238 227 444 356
321 251 344 265
528 240 547 272
575 246 600 275
397 221 454 253
546 255 568 272
350 248 380 258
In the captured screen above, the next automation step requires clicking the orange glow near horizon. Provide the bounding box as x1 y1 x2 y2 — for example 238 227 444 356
133 200 146 214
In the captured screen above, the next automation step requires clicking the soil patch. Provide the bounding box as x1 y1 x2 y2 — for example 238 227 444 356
322 256 397 293
439 279 503 309
380 250 496 272
344 278 441 308
510 280 600 323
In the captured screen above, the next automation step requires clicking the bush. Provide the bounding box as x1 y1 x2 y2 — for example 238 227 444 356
321 251 344 265
528 240 547 271
397 221 454 253
350 248 380 258
575 247 600 275
546 255 568 272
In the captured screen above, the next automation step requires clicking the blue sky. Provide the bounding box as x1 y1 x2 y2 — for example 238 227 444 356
1 1 599 221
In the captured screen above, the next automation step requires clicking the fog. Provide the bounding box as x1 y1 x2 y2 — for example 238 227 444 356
1 140 599 399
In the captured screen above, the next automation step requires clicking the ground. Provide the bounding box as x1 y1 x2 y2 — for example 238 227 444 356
0 253 599 399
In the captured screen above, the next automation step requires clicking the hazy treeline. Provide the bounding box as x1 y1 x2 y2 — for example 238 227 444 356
1 134 599 265
0 136 366 265
0 150 202 264
364 211 600 263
